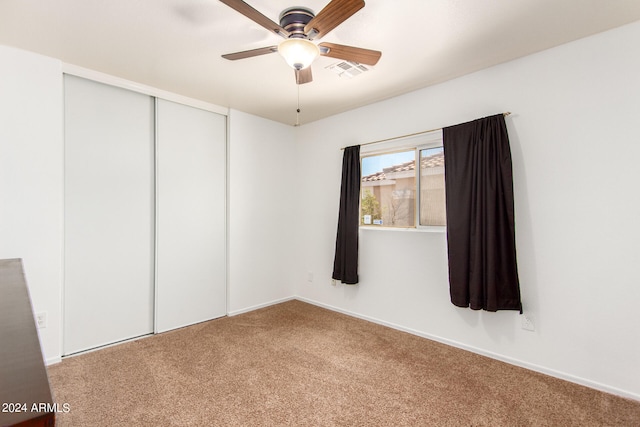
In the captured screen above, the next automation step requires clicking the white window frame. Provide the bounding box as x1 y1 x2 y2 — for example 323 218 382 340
360 130 445 233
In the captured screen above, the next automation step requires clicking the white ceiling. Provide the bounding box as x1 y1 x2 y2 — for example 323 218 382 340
1 1 640 125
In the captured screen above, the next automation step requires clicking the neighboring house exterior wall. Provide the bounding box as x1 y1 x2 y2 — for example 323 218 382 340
420 165 446 226
361 153 445 227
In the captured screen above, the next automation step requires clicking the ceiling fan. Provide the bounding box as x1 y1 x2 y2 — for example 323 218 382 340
219 0 382 84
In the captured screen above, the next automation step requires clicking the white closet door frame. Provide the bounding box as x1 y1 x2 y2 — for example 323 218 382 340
63 75 155 355
155 99 227 333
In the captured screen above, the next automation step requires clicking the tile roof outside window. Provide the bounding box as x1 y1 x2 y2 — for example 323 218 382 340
361 152 444 182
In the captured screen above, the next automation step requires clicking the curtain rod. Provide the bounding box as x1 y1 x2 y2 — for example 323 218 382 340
340 112 512 150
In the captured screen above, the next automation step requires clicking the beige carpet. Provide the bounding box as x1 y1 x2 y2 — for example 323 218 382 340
48 300 640 426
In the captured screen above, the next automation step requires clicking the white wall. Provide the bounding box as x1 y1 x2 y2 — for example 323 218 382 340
227 109 297 314
294 21 640 399
0 46 63 364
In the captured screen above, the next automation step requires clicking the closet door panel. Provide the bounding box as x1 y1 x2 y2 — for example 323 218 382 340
64 75 155 355
156 99 226 333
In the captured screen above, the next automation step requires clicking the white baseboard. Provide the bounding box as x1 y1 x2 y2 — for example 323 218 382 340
227 296 295 317
46 356 62 366
294 296 640 402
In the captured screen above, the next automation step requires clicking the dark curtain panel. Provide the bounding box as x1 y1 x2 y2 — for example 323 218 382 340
443 114 522 312
332 145 361 285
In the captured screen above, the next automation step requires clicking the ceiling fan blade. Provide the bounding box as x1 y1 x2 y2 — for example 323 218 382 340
222 46 278 61
318 42 381 66
295 67 313 85
304 0 365 40
219 0 289 38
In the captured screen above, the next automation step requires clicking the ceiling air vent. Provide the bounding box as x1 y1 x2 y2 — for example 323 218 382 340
326 61 371 78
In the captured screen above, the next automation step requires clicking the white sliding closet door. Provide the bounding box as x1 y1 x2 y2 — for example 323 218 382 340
64 75 155 355
155 99 226 333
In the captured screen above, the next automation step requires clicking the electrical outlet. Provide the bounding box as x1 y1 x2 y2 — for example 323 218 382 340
331 279 337 286
36 312 47 329
307 272 314 284
521 314 535 332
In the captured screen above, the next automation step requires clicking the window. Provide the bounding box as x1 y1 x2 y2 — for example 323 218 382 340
361 143 446 229
419 147 446 226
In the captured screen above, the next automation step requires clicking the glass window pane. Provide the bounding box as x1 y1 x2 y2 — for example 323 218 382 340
361 150 416 227
419 147 446 226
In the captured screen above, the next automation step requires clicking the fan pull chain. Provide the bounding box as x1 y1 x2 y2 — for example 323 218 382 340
295 84 301 127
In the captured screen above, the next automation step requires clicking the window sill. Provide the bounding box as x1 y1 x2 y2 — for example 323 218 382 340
359 226 445 233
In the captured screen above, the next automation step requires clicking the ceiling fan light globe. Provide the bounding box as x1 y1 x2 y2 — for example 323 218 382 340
278 38 320 70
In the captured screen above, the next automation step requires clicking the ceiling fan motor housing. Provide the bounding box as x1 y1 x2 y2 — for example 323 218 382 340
279 7 315 39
